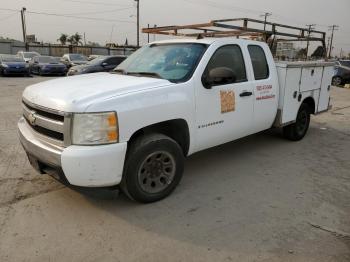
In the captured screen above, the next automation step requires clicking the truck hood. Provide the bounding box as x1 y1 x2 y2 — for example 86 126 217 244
23 72 172 112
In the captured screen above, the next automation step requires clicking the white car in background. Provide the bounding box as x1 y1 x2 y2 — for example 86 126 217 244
17 51 41 63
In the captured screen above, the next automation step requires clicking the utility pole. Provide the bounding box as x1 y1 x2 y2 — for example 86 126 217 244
260 12 272 32
305 24 316 58
153 24 157 42
328 25 339 59
260 12 272 42
147 24 150 43
326 36 331 57
20 7 27 49
135 0 140 47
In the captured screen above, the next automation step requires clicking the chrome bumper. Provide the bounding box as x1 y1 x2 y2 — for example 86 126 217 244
18 117 63 167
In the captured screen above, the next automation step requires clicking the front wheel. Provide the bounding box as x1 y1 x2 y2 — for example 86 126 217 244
121 133 185 203
283 103 311 141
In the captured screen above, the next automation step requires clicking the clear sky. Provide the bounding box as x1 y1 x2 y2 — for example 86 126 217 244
0 0 349 55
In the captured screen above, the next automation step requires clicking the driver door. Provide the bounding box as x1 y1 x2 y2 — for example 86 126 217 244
194 44 255 151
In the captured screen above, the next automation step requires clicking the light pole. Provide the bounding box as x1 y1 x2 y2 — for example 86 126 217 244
135 0 140 47
20 7 27 46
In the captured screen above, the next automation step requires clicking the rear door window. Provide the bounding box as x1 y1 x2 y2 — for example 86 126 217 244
248 45 269 80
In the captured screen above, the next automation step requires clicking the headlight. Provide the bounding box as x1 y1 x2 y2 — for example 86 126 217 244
72 112 119 145
2 63 8 68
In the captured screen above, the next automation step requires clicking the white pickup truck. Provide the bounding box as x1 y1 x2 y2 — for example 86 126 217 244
18 38 333 203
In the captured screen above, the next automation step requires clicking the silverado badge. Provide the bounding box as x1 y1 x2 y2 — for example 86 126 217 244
28 112 37 126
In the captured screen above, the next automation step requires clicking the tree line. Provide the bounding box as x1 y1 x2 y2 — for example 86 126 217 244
57 33 100 46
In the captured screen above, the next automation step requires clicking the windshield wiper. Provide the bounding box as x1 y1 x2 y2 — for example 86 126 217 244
127 72 163 79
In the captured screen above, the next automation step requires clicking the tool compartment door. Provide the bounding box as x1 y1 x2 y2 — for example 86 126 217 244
317 66 333 112
276 63 302 125
300 66 323 92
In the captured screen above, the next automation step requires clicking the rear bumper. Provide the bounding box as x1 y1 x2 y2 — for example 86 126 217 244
18 117 127 187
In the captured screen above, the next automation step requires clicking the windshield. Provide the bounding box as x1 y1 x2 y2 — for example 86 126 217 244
1 56 24 62
88 56 106 65
23 52 39 59
38 56 58 63
70 54 87 61
115 43 207 83
340 61 350 67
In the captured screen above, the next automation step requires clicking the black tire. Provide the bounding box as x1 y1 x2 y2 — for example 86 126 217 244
332 76 343 86
283 103 311 141
121 133 185 203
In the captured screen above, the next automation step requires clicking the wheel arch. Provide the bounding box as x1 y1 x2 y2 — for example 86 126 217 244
302 96 316 114
128 119 190 156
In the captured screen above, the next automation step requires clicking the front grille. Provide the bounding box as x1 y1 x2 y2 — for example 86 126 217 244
25 119 64 141
22 100 67 144
24 102 64 122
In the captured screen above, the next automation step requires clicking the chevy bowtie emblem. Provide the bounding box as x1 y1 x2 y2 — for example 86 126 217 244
28 111 37 126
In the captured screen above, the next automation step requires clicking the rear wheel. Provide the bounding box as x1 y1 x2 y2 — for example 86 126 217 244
283 103 311 141
121 133 184 203
332 76 343 86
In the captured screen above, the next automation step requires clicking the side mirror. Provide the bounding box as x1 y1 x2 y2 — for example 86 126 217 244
34 61 39 64
202 67 236 89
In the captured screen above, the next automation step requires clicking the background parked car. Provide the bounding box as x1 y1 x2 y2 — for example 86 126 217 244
333 60 350 86
0 54 30 76
17 51 41 63
61 53 88 68
29 56 67 76
88 54 102 61
67 55 126 76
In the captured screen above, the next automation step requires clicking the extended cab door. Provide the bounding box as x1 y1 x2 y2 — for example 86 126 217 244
194 44 255 151
247 44 278 132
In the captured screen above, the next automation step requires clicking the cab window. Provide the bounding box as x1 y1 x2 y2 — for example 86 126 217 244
248 45 269 80
204 45 247 84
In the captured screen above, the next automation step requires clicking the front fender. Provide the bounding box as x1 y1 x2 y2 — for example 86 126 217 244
85 81 197 154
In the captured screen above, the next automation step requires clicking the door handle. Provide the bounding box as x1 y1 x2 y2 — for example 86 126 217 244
240 91 253 97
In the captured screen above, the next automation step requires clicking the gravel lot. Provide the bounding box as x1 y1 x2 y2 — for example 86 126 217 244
0 76 349 262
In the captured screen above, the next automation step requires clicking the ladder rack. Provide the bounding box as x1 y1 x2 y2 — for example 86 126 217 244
142 18 327 58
